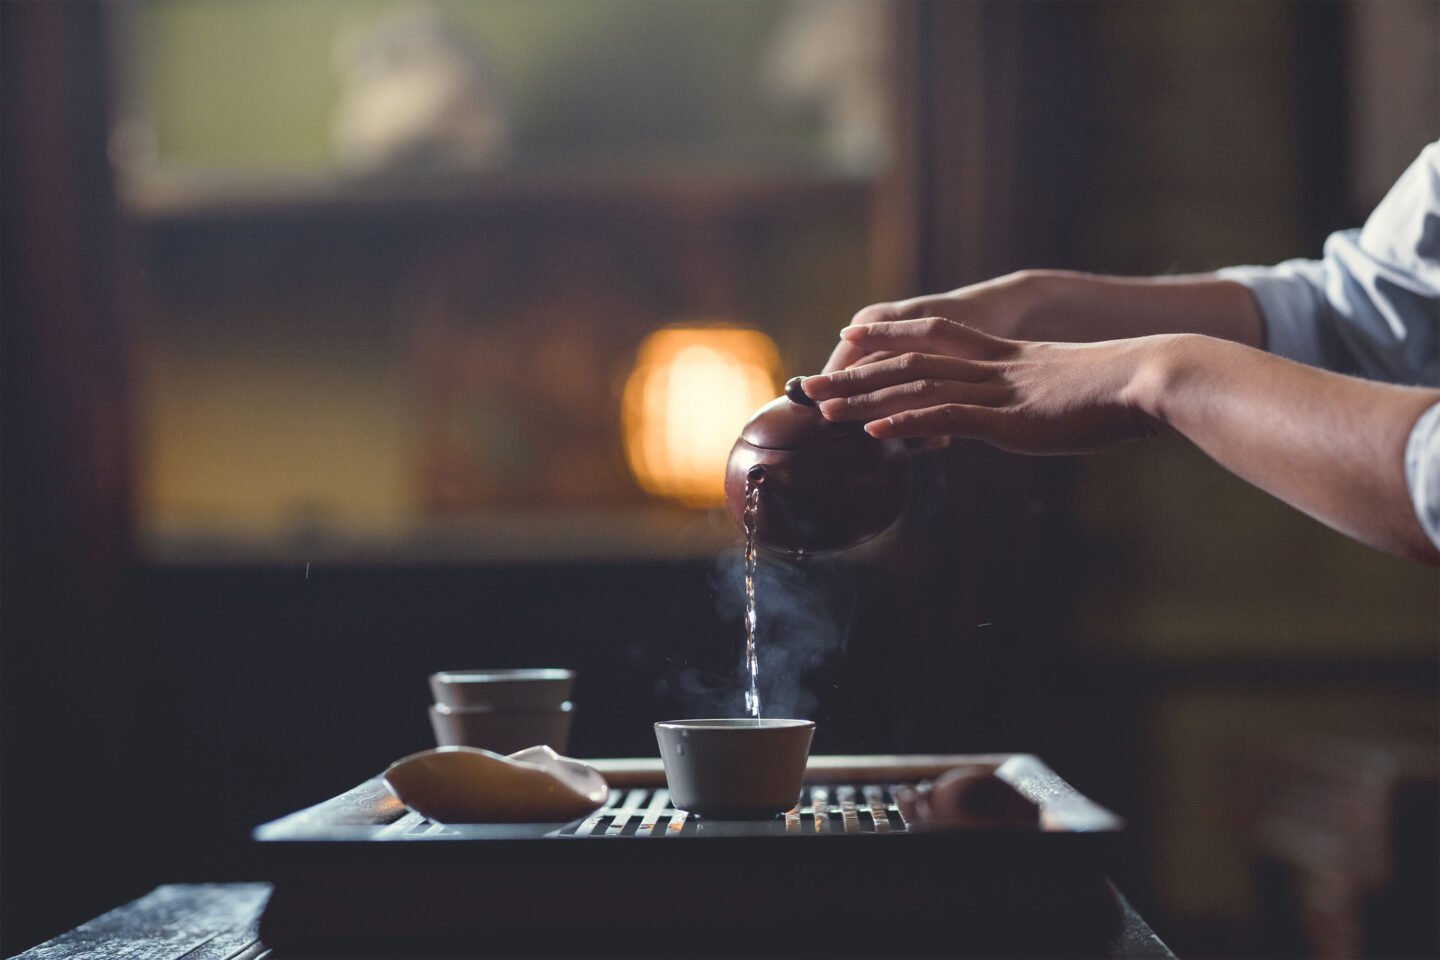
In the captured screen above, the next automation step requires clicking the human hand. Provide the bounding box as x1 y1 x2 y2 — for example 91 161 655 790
802 318 1163 456
823 271 1267 376
822 273 1041 375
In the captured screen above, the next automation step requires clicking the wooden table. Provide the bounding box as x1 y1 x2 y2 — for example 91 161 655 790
9 881 1174 959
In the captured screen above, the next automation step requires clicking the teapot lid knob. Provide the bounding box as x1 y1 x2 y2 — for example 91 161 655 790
784 376 817 407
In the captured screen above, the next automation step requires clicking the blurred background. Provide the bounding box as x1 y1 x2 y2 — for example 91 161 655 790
3 1 1436 957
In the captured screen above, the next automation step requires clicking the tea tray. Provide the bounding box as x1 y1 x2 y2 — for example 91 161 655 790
254 753 1125 958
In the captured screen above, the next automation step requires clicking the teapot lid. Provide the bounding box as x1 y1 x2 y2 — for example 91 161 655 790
739 377 863 450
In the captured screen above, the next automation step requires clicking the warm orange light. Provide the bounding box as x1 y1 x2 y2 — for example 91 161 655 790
622 325 782 507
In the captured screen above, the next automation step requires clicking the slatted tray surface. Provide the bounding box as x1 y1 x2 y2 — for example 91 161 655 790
379 782 909 839
578 782 905 835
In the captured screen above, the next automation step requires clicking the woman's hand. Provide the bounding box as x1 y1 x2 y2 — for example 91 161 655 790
803 318 1162 456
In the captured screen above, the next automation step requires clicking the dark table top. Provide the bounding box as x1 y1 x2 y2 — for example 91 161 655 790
9 881 1175 960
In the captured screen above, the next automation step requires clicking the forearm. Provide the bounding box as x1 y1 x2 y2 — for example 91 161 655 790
1132 334 1440 564
1012 271 1266 348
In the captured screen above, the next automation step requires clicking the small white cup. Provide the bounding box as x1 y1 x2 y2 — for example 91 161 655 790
654 719 815 818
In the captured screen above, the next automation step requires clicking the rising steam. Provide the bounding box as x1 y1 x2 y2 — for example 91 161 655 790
657 546 856 720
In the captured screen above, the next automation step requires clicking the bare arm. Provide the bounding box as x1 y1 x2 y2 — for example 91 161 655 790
1012 271 1265 346
804 320 1440 565
1138 334 1440 564
824 270 1265 373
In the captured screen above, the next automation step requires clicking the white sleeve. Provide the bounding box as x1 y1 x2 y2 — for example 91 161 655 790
1406 401 1440 551
1217 142 1440 386
1216 258 1343 370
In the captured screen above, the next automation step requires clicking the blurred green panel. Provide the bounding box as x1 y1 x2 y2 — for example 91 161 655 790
133 0 806 172
137 0 377 169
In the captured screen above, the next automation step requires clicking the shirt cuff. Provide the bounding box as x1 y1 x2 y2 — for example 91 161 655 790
1216 262 1332 368
1405 400 1440 552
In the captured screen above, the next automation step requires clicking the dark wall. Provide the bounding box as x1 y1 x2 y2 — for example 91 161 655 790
1 1 142 952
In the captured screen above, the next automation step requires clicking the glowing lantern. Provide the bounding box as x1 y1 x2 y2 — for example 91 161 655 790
622 325 782 507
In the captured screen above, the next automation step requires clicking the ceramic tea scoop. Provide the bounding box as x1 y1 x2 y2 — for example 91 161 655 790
383 745 608 823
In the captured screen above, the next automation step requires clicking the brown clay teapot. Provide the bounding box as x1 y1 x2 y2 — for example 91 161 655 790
724 377 911 555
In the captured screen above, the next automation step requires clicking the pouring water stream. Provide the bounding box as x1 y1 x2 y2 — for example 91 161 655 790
741 465 765 722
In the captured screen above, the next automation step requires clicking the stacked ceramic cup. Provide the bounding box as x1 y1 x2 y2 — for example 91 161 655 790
427 669 577 755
